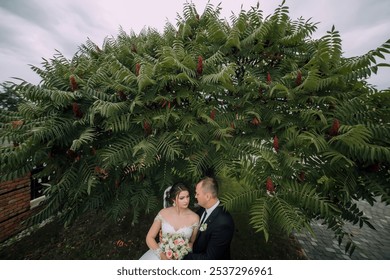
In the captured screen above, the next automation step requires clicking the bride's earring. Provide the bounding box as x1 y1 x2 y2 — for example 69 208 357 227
173 202 176 207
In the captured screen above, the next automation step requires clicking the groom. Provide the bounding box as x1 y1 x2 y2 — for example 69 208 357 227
184 176 235 260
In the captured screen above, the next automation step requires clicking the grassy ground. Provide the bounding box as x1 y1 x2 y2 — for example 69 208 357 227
0 209 306 260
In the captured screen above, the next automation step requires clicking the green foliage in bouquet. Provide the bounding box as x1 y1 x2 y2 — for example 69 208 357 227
1 1 390 256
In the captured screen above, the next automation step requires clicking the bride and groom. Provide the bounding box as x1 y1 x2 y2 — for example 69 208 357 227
139 176 235 260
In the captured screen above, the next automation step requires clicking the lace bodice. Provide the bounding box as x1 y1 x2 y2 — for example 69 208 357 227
155 213 199 240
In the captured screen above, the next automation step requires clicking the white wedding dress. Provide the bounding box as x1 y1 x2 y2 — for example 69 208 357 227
139 212 198 260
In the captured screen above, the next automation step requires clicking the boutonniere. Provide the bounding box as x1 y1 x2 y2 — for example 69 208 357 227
199 223 208 231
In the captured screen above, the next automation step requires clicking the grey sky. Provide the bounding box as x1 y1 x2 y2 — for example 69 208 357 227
0 0 389 89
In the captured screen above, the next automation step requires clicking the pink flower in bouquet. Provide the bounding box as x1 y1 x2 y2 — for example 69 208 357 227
173 252 180 259
165 249 173 259
174 237 185 246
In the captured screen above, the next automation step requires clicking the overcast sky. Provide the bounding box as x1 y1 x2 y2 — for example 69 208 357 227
0 0 389 89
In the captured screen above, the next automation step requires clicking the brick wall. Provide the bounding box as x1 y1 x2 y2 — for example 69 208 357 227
0 175 33 242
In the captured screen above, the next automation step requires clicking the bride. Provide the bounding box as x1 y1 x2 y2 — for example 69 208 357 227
139 182 200 260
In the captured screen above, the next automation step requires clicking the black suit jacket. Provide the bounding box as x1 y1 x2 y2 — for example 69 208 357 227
184 205 234 260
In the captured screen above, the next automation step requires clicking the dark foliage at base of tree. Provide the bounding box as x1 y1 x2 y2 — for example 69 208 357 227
1 1 389 256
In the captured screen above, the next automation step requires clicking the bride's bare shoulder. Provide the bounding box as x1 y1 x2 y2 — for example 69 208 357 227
187 209 200 222
159 207 171 217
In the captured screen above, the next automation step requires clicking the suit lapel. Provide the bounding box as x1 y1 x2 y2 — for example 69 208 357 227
194 206 224 252
204 206 221 225
196 207 219 238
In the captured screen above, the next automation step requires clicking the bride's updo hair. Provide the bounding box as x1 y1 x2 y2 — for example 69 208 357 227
164 182 190 207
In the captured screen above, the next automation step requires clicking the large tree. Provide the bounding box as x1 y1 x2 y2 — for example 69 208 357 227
1 2 389 254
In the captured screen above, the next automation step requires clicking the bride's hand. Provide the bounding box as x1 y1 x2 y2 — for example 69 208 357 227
160 253 169 260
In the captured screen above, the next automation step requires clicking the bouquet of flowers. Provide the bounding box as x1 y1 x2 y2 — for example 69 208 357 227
160 233 192 260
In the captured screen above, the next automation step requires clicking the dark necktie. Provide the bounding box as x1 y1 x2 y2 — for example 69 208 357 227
200 210 207 224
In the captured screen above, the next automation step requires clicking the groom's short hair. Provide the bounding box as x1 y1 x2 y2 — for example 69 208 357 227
200 176 218 198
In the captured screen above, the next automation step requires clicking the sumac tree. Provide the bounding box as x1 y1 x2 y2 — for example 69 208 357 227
1 2 389 255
